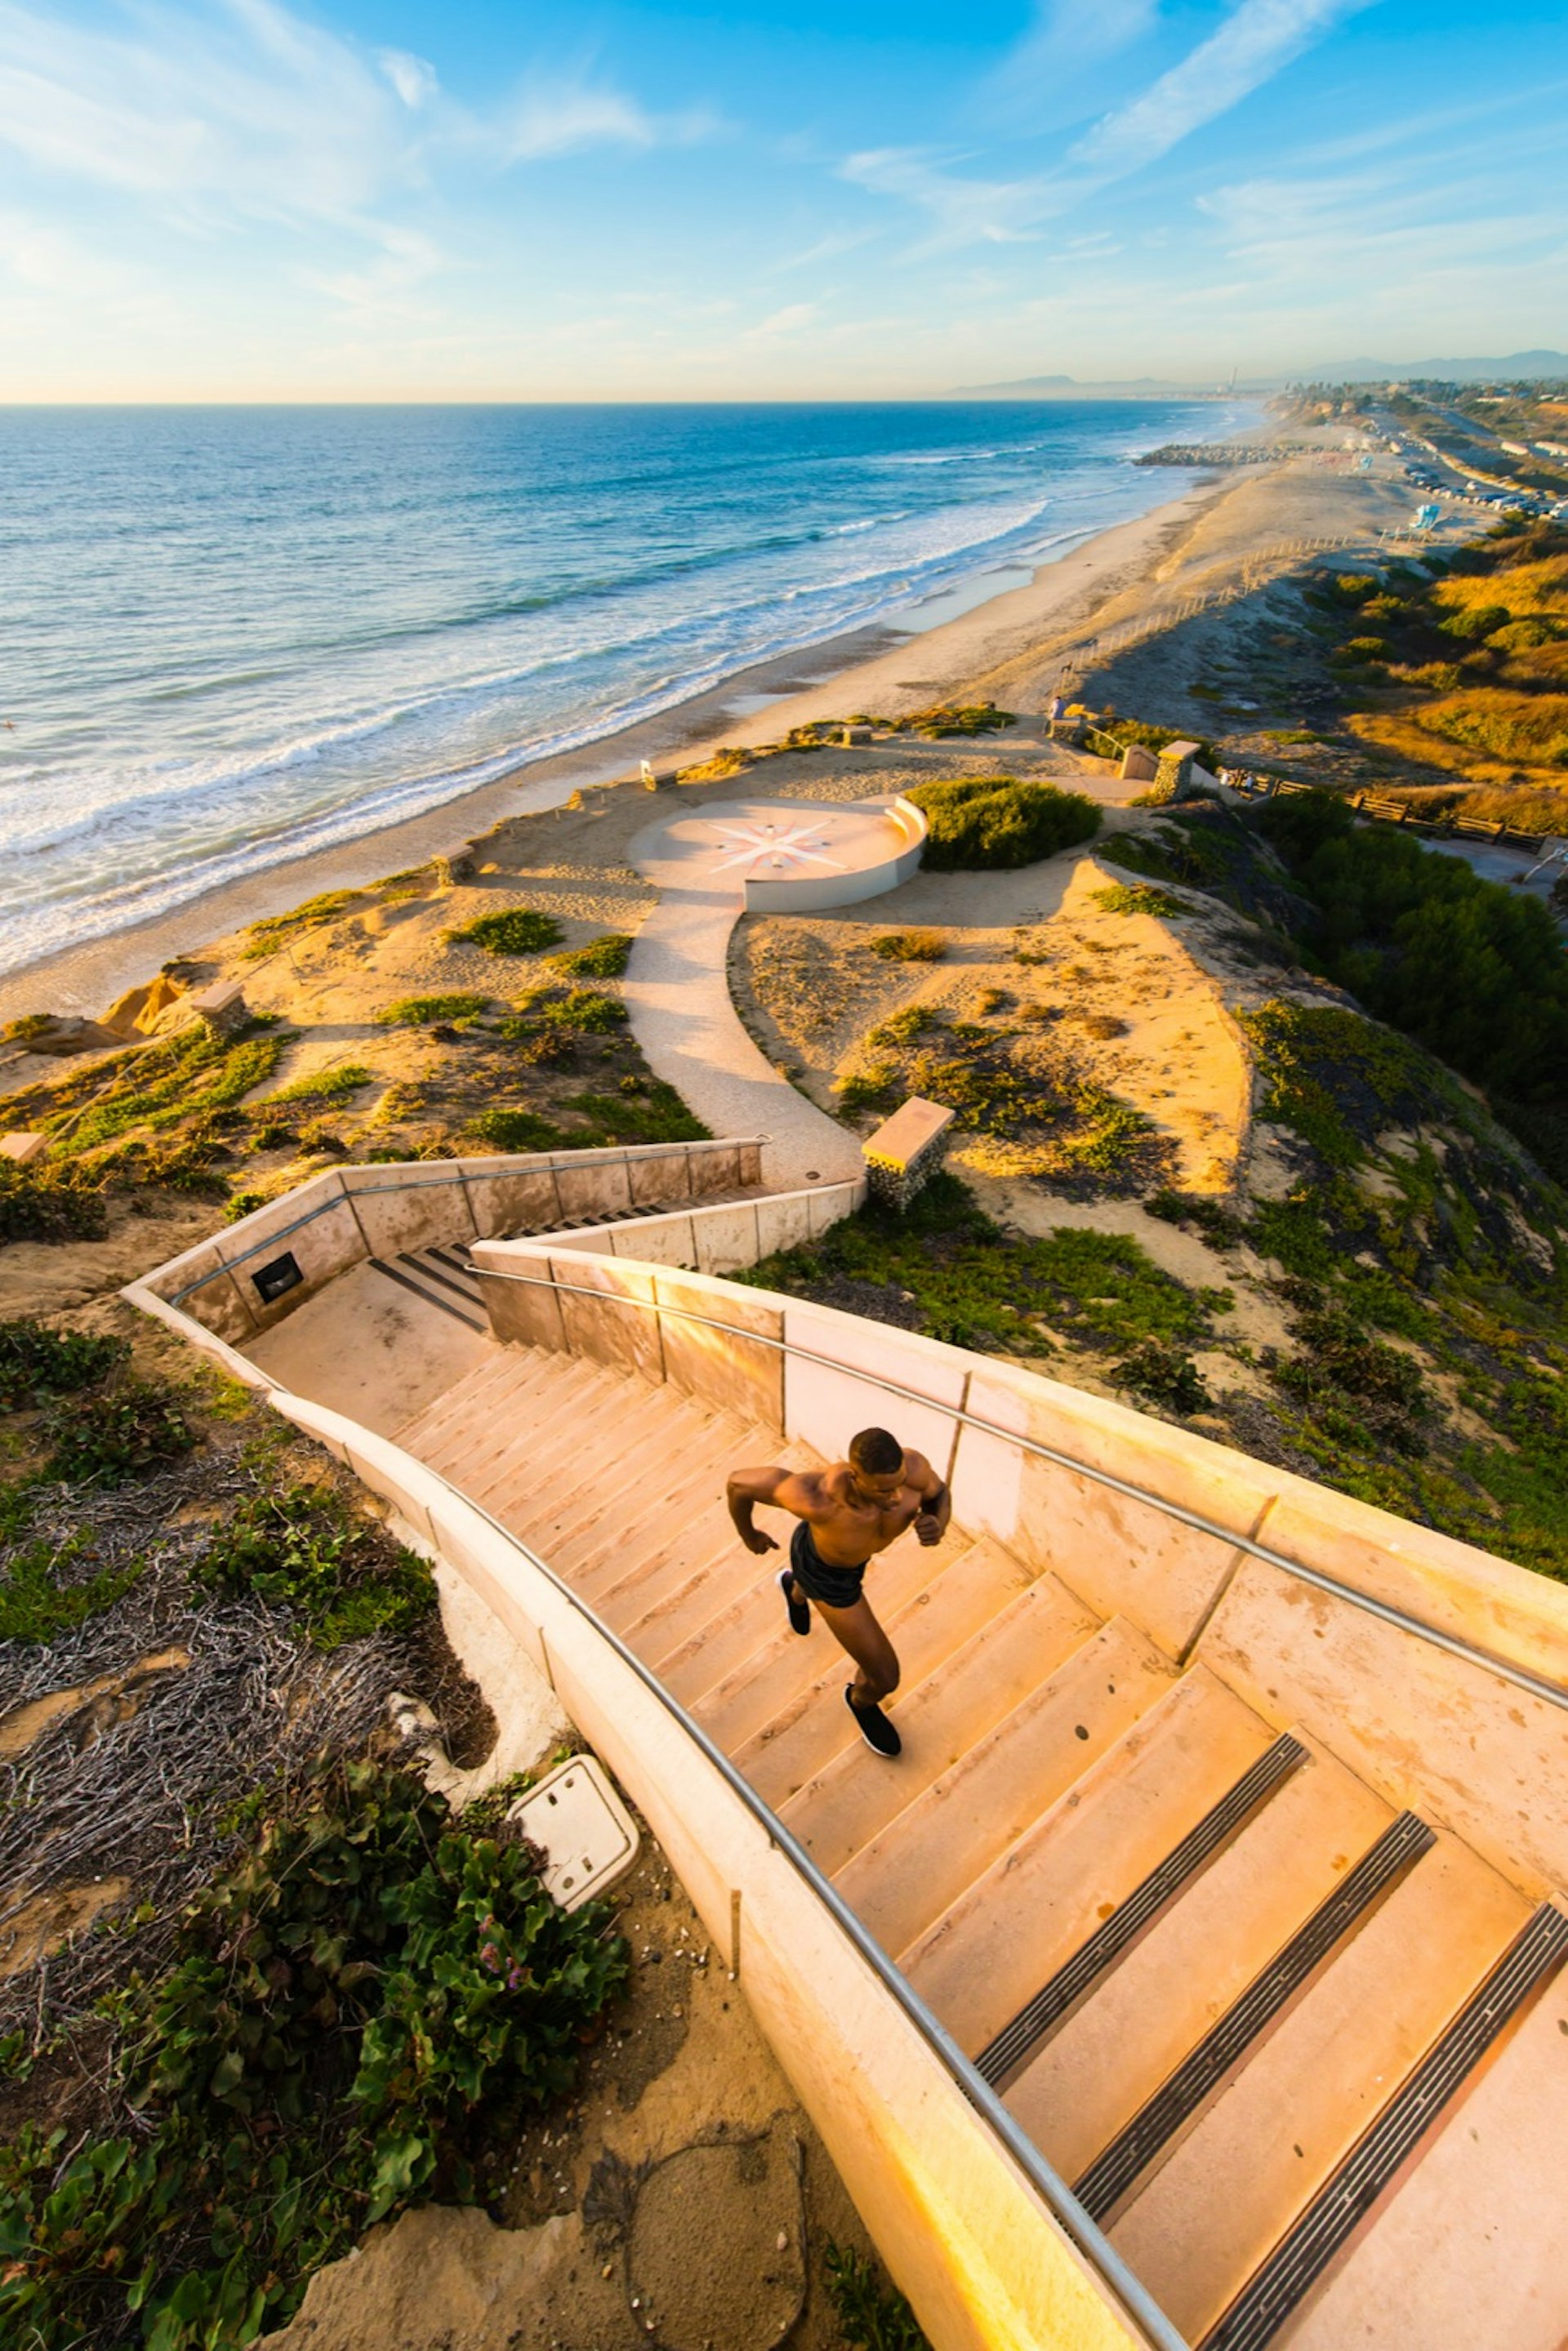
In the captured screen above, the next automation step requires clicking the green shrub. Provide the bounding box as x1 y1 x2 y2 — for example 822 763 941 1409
60 1026 287 1159
893 701 1013 739
823 2243 931 2351
448 908 564 955
42 1380 196 1485
0 1320 127 1412
0 1759 626 2351
467 1107 574 1152
375 993 490 1027
546 932 633 978
1112 1339 1212 1414
0 1164 108 1243
870 928 947 962
191 1482 433 1648
1332 635 1392 665
1274 1308 1431 1455
909 776 1101 870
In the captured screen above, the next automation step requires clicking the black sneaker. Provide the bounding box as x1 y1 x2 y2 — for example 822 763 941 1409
845 1685 902 1759
779 1569 811 1637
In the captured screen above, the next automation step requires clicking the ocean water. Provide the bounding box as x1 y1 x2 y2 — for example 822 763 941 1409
0 400 1247 979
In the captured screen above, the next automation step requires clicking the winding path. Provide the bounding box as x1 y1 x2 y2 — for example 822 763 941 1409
621 798 880 1191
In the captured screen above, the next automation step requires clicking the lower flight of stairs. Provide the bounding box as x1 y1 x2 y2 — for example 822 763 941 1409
394 1344 1568 2351
365 1193 766 1334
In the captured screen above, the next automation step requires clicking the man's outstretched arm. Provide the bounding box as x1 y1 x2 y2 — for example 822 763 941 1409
727 1463 811 1556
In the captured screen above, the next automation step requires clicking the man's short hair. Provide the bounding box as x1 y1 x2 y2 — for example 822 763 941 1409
849 1427 904 1476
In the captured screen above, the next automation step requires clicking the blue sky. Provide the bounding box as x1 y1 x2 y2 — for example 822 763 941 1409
1 0 1563 399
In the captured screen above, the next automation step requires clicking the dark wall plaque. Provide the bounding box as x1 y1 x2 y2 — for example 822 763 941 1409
252 1250 304 1304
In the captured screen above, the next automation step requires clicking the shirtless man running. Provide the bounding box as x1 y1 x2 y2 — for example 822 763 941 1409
725 1428 950 1759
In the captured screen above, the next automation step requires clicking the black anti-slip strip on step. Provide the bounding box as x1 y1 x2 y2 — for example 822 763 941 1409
1074 1810 1436 2224
978 1734 1310 2092
368 1257 488 1331
1200 1901 1568 2351
416 1245 483 1294
397 1250 484 1307
425 1244 481 1285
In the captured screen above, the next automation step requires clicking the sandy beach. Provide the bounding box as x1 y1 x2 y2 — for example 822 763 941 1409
0 437 1414 1028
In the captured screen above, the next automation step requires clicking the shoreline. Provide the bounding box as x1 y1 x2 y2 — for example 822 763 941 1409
0 474 1233 1022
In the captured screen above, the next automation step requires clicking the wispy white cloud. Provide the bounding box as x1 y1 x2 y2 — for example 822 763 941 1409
1071 0 1380 179
378 48 438 111
502 82 717 163
849 0 1381 252
840 148 1045 249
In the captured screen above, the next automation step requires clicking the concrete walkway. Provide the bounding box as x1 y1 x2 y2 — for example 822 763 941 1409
624 800 868 1193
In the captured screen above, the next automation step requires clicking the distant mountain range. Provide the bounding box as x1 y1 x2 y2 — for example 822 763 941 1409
951 354 1568 399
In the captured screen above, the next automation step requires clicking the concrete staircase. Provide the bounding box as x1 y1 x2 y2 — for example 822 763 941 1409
366 1193 767 1333
394 1345 1568 2351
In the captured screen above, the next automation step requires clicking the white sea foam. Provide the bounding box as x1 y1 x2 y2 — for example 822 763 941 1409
0 400 1256 976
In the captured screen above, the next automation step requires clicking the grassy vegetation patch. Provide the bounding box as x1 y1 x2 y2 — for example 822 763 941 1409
824 2244 931 2351
241 892 365 959
870 928 947 963
257 1062 375 1106
1092 883 1188 919
0 1758 626 2351
0 1531 145 1645
42 1380 197 1487
191 1481 433 1648
375 993 491 1028
908 776 1101 870
47 1026 287 1161
737 1173 1216 1360
466 1106 577 1153
448 908 564 956
0 1321 127 1412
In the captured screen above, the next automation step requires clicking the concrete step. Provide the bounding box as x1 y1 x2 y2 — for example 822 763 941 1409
368 1251 486 1331
395 1347 567 1458
392 1348 520 1454
1004 1738 1393 2185
735 1537 1043 1810
778 1576 1105 1884
539 1419 746 1582
899 1668 1280 2055
829 1615 1178 1958
1268 1908 1568 2351
418 1356 606 1486
479 1385 688 1530
1108 1832 1531 2344
690 1529 982 1754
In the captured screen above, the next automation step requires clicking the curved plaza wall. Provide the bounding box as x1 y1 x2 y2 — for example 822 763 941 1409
740 795 927 913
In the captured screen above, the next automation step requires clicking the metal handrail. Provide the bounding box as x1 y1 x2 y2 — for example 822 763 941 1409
403 1445 1192 2351
471 1262 1568 1716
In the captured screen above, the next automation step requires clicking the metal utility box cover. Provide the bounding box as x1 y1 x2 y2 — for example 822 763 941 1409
508 1755 639 1910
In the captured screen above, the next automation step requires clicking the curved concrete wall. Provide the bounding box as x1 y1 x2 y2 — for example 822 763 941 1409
266 1387 1156 2351
741 795 926 913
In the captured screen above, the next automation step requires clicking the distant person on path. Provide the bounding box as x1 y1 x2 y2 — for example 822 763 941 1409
726 1428 951 1759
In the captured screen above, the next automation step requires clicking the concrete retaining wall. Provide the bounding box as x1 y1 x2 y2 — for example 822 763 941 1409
472 1174 863 1284
470 1244 1568 1902
134 1139 764 1345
